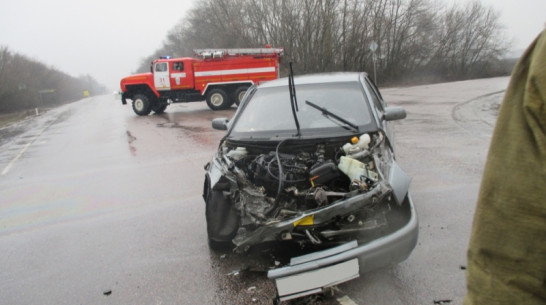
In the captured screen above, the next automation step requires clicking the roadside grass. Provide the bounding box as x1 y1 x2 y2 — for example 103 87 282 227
0 109 45 129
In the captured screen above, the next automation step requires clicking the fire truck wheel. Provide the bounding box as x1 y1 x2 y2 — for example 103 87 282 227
206 88 231 110
152 104 167 114
233 86 250 106
132 93 152 115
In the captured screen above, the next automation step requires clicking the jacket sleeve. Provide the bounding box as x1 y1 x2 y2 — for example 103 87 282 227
464 29 546 305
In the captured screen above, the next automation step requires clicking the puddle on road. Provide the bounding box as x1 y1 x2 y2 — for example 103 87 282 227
156 122 206 133
156 120 219 147
126 130 137 156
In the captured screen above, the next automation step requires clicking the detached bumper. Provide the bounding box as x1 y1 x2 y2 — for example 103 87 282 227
268 194 418 301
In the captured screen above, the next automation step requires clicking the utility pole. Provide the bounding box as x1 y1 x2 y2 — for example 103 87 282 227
369 41 378 84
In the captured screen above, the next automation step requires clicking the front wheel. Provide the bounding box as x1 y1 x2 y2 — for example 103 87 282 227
205 189 239 250
206 88 231 110
132 93 152 116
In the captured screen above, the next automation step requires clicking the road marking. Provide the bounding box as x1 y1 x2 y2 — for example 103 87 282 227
337 295 359 305
1 116 58 176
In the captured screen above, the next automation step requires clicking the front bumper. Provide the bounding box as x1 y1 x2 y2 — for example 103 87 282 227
232 182 391 248
267 194 418 301
121 92 128 105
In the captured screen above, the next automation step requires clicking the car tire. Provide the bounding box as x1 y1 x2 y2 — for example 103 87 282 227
132 93 152 116
233 86 250 106
206 88 231 110
152 103 167 114
205 189 239 250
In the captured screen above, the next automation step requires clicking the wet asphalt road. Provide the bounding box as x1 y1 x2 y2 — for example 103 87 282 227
0 77 509 305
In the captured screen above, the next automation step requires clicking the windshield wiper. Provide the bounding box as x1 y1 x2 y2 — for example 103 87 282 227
305 100 359 132
288 62 301 137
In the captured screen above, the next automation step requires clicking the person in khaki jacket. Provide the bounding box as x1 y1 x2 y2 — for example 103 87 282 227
464 29 546 305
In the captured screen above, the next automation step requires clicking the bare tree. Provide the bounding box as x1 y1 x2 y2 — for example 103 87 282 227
135 0 510 84
0 46 107 113
429 0 508 79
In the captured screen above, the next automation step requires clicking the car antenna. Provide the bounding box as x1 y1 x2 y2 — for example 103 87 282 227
288 62 301 137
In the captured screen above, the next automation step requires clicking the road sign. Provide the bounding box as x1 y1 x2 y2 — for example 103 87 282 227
369 42 378 84
369 41 378 53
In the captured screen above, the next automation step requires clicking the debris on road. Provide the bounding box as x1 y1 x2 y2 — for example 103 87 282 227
227 270 240 276
337 295 358 305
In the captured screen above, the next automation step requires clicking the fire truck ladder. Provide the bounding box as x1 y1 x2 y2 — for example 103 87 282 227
194 48 284 59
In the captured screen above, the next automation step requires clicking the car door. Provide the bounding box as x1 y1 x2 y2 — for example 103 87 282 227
169 60 193 90
154 61 170 91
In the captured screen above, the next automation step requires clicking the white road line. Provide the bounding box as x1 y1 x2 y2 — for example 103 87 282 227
1 117 58 176
337 295 359 305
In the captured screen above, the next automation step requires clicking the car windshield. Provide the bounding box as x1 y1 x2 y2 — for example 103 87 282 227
231 82 374 138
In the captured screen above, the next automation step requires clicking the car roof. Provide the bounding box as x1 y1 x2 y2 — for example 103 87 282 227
259 72 368 88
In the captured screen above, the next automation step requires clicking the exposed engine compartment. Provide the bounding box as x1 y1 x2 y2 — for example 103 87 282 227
201 129 414 250
216 132 393 227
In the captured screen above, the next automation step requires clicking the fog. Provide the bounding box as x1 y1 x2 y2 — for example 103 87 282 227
0 0 196 90
0 0 543 91
476 0 545 54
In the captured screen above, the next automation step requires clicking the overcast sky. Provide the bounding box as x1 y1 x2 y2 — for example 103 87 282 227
0 0 544 91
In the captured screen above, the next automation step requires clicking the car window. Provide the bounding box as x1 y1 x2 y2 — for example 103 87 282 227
366 77 384 100
173 62 184 71
232 82 374 135
363 78 385 111
155 62 168 72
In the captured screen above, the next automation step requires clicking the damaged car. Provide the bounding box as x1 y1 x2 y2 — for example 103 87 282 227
203 72 418 300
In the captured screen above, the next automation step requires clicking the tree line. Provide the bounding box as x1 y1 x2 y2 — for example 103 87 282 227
137 0 513 84
0 46 107 113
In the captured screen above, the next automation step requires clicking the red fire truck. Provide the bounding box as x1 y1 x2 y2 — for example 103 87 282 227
120 47 283 115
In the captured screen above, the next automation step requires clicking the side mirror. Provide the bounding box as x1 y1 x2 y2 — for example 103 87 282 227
212 118 229 130
383 106 406 121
